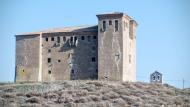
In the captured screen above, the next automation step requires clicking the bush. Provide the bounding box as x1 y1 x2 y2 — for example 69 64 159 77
25 97 40 103
90 95 101 102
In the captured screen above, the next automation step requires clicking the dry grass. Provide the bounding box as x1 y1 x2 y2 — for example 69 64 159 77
0 81 189 107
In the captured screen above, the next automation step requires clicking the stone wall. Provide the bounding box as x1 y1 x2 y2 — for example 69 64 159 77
42 32 98 81
15 35 40 82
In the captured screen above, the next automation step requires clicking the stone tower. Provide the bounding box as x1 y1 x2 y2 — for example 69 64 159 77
97 12 137 81
15 12 137 82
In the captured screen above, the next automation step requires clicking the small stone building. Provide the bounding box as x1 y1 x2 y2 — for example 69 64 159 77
150 71 162 83
15 12 137 82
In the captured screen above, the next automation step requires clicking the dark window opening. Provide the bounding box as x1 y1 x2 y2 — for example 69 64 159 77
74 37 77 41
58 60 61 62
157 76 160 80
70 37 73 42
115 20 118 32
92 46 96 50
103 21 106 31
109 20 112 25
48 58 51 63
46 37 48 41
129 55 131 63
93 36 96 39
81 36 85 40
63 36 66 42
51 37 54 41
48 49 51 53
88 36 91 42
92 57 96 62
48 70 51 74
96 69 98 73
71 69 74 74
153 76 156 80
57 36 60 43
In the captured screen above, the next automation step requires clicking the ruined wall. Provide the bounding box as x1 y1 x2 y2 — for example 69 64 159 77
15 35 40 82
42 32 98 81
97 15 123 81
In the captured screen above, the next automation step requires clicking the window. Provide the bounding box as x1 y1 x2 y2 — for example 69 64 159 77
46 37 48 41
48 70 51 74
115 20 118 32
70 37 73 42
51 37 54 41
103 21 106 31
129 54 131 63
92 46 96 50
63 36 66 42
96 69 98 73
57 36 60 43
93 36 96 39
58 59 61 62
71 69 74 74
48 49 51 53
81 36 85 40
157 75 160 80
92 57 96 62
153 76 156 80
48 58 51 63
74 37 77 41
109 20 112 25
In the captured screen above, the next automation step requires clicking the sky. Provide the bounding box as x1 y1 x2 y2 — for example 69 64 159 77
0 0 190 88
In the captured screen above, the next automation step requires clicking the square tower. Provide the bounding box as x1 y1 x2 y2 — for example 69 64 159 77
96 12 137 81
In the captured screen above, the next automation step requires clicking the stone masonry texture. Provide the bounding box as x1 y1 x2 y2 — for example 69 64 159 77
15 12 137 82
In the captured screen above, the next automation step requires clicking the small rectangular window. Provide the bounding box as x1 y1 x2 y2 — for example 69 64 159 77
48 49 51 53
70 37 73 42
57 37 60 43
74 37 77 41
129 55 131 63
109 20 112 25
92 57 96 62
51 37 54 41
46 37 48 41
93 36 96 39
63 36 66 42
71 69 74 74
92 46 96 50
103 21 106 31
48 58 51 63
115 20 118 32
48 70 51 74
81 36 85 40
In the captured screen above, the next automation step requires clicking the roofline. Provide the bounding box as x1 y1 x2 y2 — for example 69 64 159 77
15 25 98 36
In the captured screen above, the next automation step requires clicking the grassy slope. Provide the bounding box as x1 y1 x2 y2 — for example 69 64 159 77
0 81 190 107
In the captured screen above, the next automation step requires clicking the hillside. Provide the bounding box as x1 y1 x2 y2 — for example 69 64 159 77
0 81 190 107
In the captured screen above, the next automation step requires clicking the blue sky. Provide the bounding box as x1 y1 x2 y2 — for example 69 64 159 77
0 0 190 88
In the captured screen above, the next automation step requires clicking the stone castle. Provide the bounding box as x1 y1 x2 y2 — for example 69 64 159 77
15 12 137 82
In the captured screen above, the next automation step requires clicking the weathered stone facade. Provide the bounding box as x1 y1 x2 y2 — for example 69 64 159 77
15 12 137 82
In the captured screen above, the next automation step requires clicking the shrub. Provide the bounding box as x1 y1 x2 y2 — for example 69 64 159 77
25 97 40 103
90 95 101 102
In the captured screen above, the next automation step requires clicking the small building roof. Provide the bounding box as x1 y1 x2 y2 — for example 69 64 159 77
151 71 162 76
16 25 98 36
